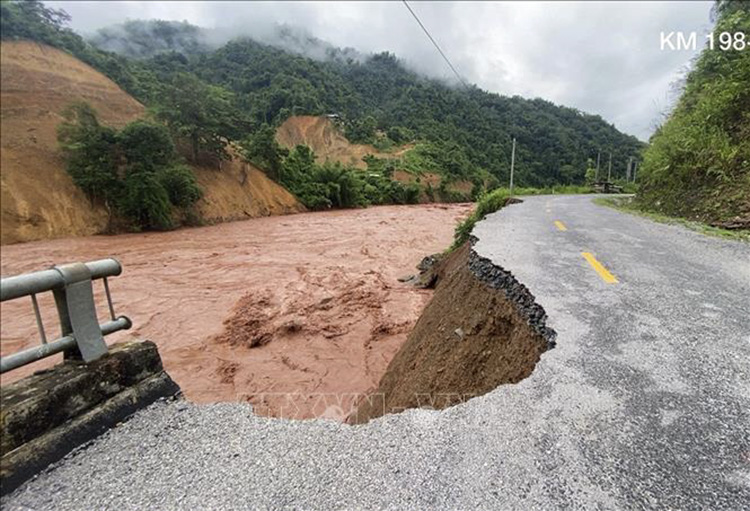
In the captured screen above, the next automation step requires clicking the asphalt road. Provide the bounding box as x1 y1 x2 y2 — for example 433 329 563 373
4 195 750 510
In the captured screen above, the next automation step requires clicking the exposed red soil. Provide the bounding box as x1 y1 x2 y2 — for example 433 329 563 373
0 41 303 245
0 41 144 244
0 203 472 419
350 242 550 424
275 115 410 169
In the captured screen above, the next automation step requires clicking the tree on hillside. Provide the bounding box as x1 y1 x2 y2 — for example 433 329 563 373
1 0 71 44
116 121 202 227
57 102 120 206
283 144 317 181
157 164 202 208
58 102 202 231
153 72 237 165
386 126 414 144
240 124 289 179
118 119 176 168
345 115 377 143
117 168 171 230
559 164 581 185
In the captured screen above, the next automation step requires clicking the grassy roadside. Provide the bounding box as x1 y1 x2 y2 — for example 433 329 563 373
451 185 593 249
594 196 750 242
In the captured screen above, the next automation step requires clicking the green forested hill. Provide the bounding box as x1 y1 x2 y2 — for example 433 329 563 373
638 2 750 226
1 1 643 190
189 40 644 187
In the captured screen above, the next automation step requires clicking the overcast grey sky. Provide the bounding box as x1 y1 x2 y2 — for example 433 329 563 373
48 1 716 140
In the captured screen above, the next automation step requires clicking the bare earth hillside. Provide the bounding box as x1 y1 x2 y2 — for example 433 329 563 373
193 155 304 223
276 115 411 169
0 41 144 244
0 41 303 244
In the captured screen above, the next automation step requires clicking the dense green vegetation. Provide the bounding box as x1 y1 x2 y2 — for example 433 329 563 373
152 72 244 165
637 2 750 226
185 40 644 187
57 102 202 231
240 130 422 209
1 0 644 196
240 124 288 180
281 145 421 210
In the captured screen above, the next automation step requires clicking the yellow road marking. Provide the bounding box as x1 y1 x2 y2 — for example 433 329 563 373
554 221 567 231
582 252 619 284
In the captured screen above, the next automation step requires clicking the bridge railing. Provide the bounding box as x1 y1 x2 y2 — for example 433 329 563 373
0 258 132 374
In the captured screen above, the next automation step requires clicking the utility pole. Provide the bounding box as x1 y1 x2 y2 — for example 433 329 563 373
626 157 633 182
607 152 612 182
509 137 516 195
633 161 638 183
595 150 601 181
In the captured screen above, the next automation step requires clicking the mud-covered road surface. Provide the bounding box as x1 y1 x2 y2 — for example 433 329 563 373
0 204 471 419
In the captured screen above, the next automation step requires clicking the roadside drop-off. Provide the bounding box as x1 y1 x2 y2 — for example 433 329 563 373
349 240 556 424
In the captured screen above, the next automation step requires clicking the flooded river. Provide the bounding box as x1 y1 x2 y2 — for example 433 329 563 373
0 204 471 419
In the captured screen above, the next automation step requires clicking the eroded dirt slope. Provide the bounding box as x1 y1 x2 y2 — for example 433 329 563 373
276 115 411 169
0 41 144 244
275 116 474 199
0 203 472 419
351 242 555 424
0 41 303 244
192 153 304 223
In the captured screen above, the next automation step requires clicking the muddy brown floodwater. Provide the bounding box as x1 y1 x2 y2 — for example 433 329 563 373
0 204 471 419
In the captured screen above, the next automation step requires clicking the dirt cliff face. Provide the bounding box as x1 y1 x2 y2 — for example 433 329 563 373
0 41 145 244
0 41 303 245
192 154 304 223
275 115 412 169
349 242 555 424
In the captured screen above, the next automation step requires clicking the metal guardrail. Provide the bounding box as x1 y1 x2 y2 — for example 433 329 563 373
0 258 132 374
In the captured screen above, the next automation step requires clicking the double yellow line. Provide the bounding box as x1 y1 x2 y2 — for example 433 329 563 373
554 220 619 284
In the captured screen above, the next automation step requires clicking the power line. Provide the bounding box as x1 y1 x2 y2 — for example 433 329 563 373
401 0 469 88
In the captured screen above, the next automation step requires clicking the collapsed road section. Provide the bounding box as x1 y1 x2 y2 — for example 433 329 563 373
351 239 556 423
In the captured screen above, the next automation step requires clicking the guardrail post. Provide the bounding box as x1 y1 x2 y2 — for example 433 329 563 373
51 263 108 362
1 258 130 373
